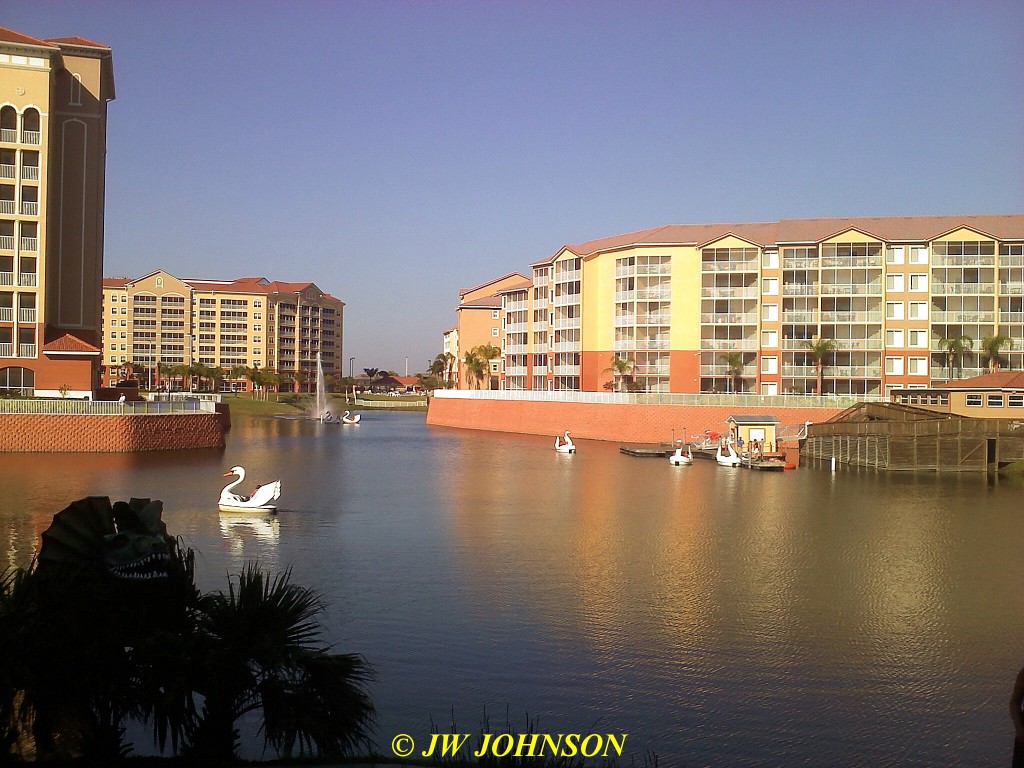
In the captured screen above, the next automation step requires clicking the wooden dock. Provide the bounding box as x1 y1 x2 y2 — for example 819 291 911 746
620 444 671 457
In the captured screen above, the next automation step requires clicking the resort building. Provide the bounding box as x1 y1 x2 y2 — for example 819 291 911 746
0 26 115 397
453 272 528 389
461 215 1024 397
101 271 344 391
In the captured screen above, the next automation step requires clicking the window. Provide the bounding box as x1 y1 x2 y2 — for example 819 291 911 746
1010 394 1024 407
966 394 982 407
762 278 779 295
761 330 778 347
909 330 928 348
908 357 928 375
886 302 904 320
491 328 499 337
886 246 905 265
254 313 262 320
908 302 928 320
909 273 928 292
492 310 500 319
761 356 778 374
909 246 928 264
762 304 778 321
885 330 904 347
886 274 904 292
762 251 778 269
988 394 1005 407
885 357 904 375
70 73 82 106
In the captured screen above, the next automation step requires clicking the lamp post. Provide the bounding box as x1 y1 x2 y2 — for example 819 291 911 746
349 356 355 379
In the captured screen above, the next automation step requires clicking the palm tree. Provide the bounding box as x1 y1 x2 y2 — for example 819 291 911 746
801 337 836 396
362 368 379 381
603 355 634 392
981 334 1013 372
719 351 744 394
473 345 501 390
182 565 374 762
428 353 448 378
443 352 456 387
940 334 973 379
462 350 486 389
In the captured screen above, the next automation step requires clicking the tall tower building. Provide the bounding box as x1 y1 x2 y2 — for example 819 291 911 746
0 26 115 397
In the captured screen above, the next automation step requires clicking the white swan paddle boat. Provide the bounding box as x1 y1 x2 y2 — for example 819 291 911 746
669 440 693 466
554 430 576 453
715 441 741 467
341 410 361 424
219 465 282 512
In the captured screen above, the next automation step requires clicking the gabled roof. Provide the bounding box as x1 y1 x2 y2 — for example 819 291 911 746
727 414 780 425
42 330 101 355
458 295 502 309
46 36 110 49
106 272 343 304
458 272 529 299
0 25 59 49
495 279 532 295
102 277 130 288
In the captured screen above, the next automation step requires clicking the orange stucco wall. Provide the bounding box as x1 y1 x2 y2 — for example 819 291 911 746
0 413 226 452
426 397 843 444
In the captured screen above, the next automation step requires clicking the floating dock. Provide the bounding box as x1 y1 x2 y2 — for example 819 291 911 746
620 444 672 457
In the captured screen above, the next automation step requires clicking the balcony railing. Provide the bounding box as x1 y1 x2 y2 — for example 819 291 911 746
931 282 995 295
700 339 758 350
21 165 39 181
635 287 670 300
782 284 819 296
551 342 579 353
0 201 13 215
930 311 995 323
1000 282 1024 295
1001 256 1024 268
0 164 13 179
18 308 36 322
782 311 818 323
20 201 38 216
552 364 580 375
634 364 670 375
19 343 35 357
782 365 818 377
505 322 528 333
831 338 883 350
819 283 882 295
0 342 11 356
1000 312 1024 324
0 129 14 143
553 269 580 282
20 237 37 251
933 254 995 267
701 312 757 324
701 286 758 298
504 300 529 312
820 256 883 268
702 260 759 272
782 339 815 350
614 314 635 327
701 364 757 376
828 366 881 378
0 236 12 250
552 293 580 307
504 344 528 354
504 366 528 376
819 311 883 323
551 316 579 329
22 131 40 145
0 307 10 321
18 272 36 286
783 258 820 270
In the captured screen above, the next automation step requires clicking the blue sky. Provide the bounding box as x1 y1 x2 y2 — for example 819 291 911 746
7 1 1024 372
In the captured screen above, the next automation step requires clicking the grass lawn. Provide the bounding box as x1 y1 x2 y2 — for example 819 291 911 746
221 393 427 416
221 393 306 416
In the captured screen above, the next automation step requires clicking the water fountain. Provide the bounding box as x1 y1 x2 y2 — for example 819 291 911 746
313 352 330 421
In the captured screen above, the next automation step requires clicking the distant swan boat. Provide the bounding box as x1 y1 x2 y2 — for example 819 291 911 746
341 410 361 424
555 430 575 453
669 440 693 466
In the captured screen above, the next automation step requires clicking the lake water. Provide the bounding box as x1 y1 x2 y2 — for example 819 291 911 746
1 411 1023 766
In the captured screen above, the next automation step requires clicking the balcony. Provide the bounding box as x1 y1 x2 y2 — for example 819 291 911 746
781 339 815 350
700 312 758 324
19 343 35 357
831 338 883 351
18 308 36 323
0 129 14 143
552 293 580 307
20 237 37 251
0 201 13 215
504 300 529 312
22 131 40 145
819 311 883 323
505 321 528 333
701 364 757 376
504 344 528 354
0 164 12 179
700 339 758 350
828 365 882 378
783 284 819 296
930 311 995 323
504 365 528 376
551 342 579 353
820 255 883 268
782 311 818 323
933 254 995 267
634 364 670 375
0 307 9 322
553 269 580 282
1000 312 1024 324
635 287 670 300
21 165 38 181
782 364 817 377
701 286 758 298
552 364 579 375
1000 282 1024 295
634 339 669 350
783 257 820 270
18 272 36 286
819 283 882 296
20 201 38 216
551 316 579 329
702 260 759 272
931 282 994 295
636 313 671 325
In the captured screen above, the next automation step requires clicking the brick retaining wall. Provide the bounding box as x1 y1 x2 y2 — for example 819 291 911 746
0 413 226 452
426 397 844 445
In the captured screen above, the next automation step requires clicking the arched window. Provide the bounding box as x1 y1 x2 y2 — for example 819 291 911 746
70 74 82 106
0 366 34 396
0 106 15 142
21 109 40 145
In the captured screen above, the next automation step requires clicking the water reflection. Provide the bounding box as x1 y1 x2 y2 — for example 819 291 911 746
0 415 1021 765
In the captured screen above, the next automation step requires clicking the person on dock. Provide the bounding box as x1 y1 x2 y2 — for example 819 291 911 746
1009 664 1024 766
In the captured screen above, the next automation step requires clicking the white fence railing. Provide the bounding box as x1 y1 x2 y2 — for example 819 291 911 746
432 389 880 408
352 397 426 408
0 398 217 415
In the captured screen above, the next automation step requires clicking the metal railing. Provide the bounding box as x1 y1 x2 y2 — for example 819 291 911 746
435 388 880 407
0 398 217 415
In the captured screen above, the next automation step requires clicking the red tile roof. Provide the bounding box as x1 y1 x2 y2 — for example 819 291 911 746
458 272 529 298
0 25 58 49
458 295 502 309
495 279 532 294
942 371 1024 390
530 214 1024 263
103 277 130 288
46 36 110 49
42 330 100 354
